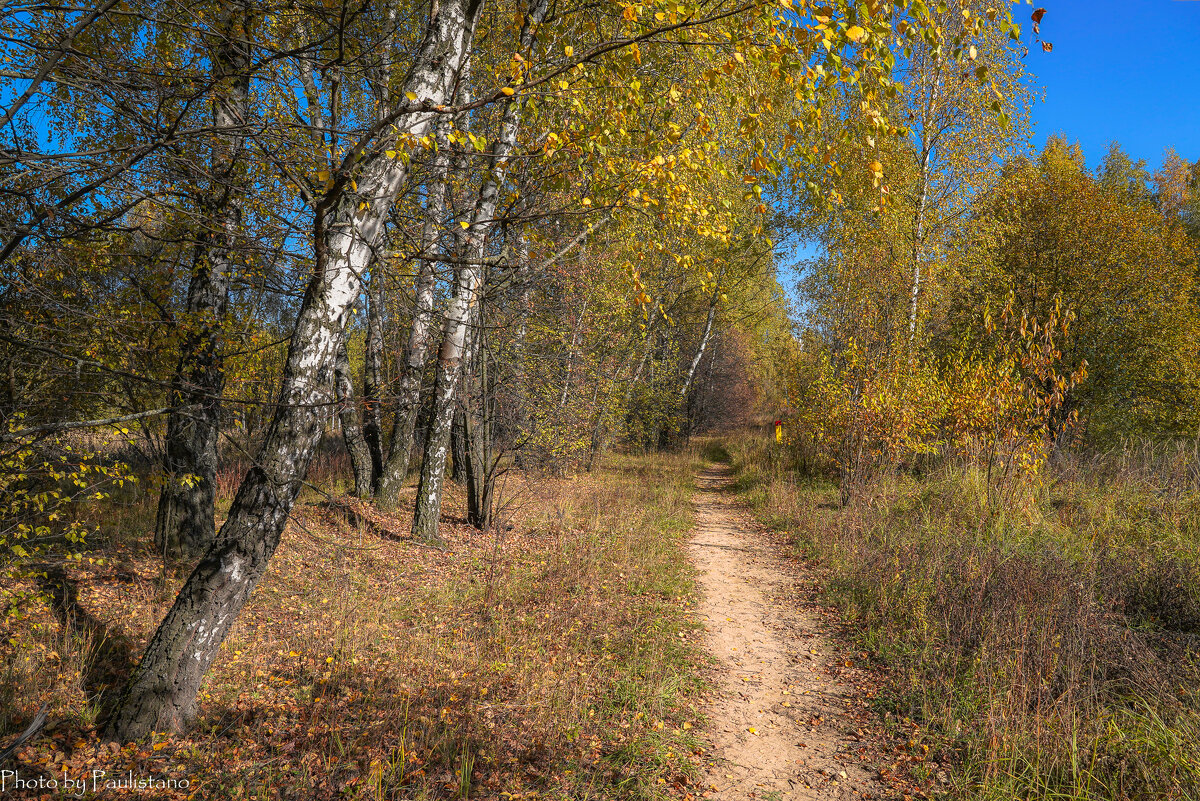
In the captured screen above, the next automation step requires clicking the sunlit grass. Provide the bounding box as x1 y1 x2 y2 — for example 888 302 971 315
1 449 709 800
725 433 1200 801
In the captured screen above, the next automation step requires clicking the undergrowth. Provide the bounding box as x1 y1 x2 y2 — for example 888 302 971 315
1 449 707 799
724 433 1200 801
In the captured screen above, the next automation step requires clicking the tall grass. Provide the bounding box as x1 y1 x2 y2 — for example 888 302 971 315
725 434 1200 800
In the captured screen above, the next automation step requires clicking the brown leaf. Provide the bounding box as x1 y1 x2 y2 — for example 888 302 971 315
1042 41 1053 52
1031 8 1046 24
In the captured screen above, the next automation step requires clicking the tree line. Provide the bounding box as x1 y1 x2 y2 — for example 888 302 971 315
783 17 1200 494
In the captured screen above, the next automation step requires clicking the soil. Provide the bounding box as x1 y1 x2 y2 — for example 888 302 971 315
690 465 881 800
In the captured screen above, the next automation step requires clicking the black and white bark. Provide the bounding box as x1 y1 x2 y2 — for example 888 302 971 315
334 338 374 498
107 0 482 741
155 2 253 563
411 0 548 543
375 121 453 505
681 280 721 400
906 40 947 345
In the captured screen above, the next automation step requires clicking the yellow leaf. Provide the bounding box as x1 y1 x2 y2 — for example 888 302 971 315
386 150 397 159
316 170 329 182
564 45 574 57
846 25 866 42
501 86 515 96
460 221 470 229
405 91 417 101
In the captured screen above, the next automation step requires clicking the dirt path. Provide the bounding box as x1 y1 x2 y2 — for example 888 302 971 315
690 465 877 800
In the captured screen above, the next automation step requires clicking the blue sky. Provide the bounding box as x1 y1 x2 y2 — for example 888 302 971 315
1029 0 1200 169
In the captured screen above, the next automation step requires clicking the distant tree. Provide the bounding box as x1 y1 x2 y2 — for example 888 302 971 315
953 138 1200 440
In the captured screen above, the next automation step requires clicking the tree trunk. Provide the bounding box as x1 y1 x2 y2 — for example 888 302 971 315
106 0 481 741
907 49 941 345
362 271 385 488
509 235 533 467
155 2 252 563
411 0 548 543
558 297 588 408
375 122 452 505
334 339 374 498
464 324 495 527
463 401 495 530
907 166 929 344
584 375 606 471
621 298 661 411
450 409 469 484
680 288 718 400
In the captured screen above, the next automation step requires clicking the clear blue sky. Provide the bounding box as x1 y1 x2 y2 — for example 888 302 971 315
1029 0 1200 169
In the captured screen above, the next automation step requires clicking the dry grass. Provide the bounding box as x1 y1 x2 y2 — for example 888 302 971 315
1 449 709 799
724 434 1200 801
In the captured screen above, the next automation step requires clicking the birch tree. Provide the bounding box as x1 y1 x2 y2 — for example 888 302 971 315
155 1 255 562
411 0 550 543
106 0 484 739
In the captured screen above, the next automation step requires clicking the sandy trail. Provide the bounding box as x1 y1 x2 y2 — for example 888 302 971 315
690 465 877 800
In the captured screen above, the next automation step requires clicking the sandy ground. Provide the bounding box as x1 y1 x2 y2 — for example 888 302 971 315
690 465 879 800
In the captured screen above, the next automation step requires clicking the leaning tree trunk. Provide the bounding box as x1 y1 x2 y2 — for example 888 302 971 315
681 280 720 400
334 338 374 498
106 0 481 741
411 0 548 543
155 2 251 563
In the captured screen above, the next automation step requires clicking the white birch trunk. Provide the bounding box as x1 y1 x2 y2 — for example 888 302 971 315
376 120 453 504
411 0 548 542
107 0 482 740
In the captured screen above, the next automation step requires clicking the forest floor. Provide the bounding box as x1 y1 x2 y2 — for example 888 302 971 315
690 465 887 801
0 448 935 800
2 451 711 800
